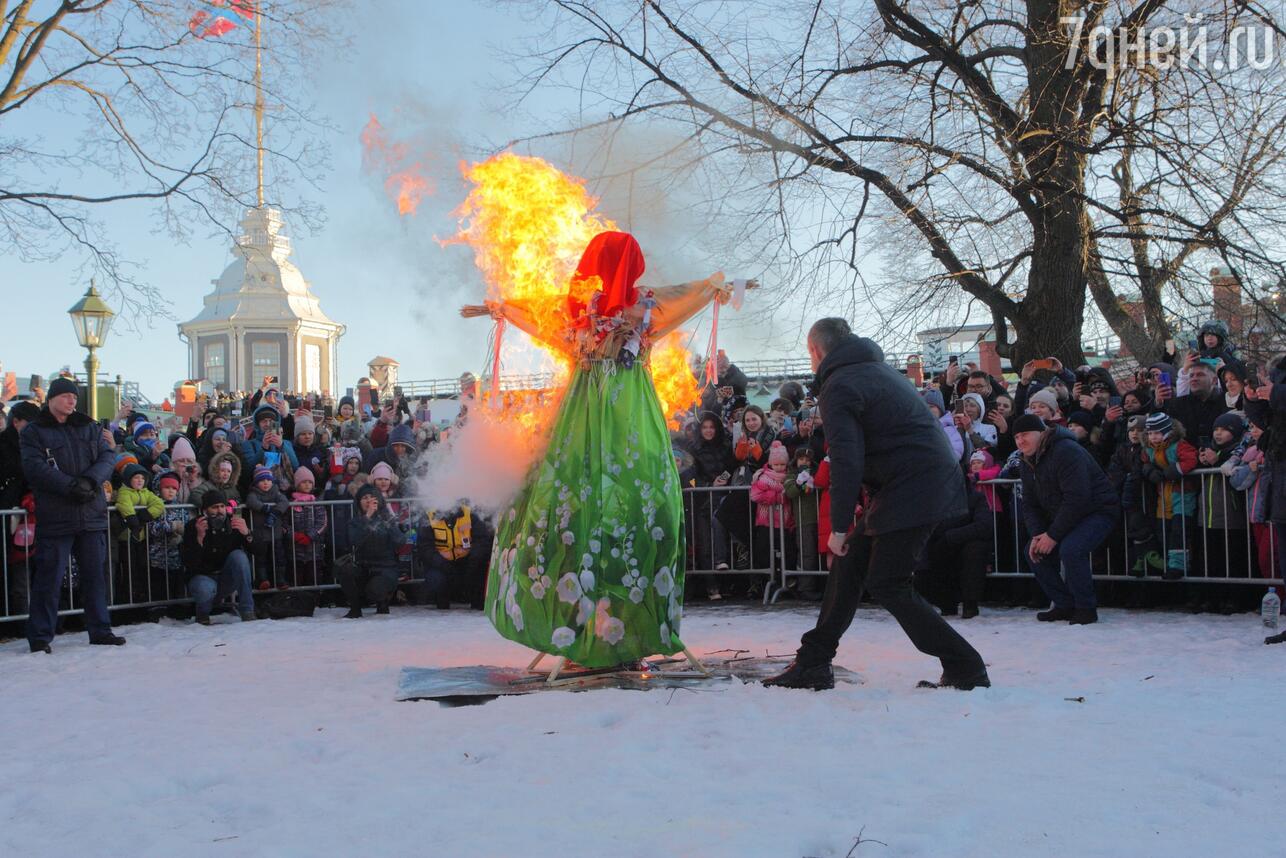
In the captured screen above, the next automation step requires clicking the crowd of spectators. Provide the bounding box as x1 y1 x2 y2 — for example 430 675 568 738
3 317 1285 636
0 374 493 629
668 320 1286 622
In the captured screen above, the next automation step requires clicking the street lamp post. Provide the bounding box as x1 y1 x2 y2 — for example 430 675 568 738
67 281 116 420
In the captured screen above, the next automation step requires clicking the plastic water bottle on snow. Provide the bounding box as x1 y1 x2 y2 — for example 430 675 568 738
1262 589 1281 630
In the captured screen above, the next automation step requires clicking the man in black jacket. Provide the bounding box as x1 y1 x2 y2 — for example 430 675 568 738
19 378 124 652
1014 414 1119 624
180 490 257 624
1158 358 1228 446
765 319 989 691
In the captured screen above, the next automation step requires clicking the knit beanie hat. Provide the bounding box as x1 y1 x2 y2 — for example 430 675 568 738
10 400 39 422
767 440 789 466
370 461 396 482
157 471 181 492
170 435 196 462
47 376 78 399
1128 414 1149 435
201 489 226 510
389 423 416 450
292 465 316 487
122 463 149 485
294 416 316 438
920 388 946 413
252 465 274 485
1067 411 1096 431
211 428 229 443
1011 414 1047 435
114 452 139 474
1214 412 1246 440
1247 402 1271 430
339 395 355 412
1145 412 1173 435
132 421 156 441
1028 388 1060 414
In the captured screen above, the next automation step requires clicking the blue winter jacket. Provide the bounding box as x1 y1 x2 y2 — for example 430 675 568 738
19 408 116 536
1018 426 1119 542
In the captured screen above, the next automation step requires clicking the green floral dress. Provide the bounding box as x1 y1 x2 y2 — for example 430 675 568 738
486 357 686 667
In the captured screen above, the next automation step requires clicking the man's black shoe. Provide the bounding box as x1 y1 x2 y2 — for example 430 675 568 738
1265 631 1285 645
195 613 212 626
961 602 979 619
375 602 390 615
1068 608 1098 625
1036 606 1075 622
29 641 52 654
917 669 991 690
762 660 835 691
89 634 126 646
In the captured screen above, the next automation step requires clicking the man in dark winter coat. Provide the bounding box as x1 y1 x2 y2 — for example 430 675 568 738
179 489 257 624
1014 414 1119 624
765 319 989 691
19 378 125 651
1159 359 1228 445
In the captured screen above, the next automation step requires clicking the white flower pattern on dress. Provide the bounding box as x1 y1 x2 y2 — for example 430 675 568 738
556 573 581 604
654 566 674 596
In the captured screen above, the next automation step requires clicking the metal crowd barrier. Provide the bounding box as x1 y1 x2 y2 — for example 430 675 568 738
7 466 1284 627
687 466 1286 606
0 499 417 624
680 485 778 605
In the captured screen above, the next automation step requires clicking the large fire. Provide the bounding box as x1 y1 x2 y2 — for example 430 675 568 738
448 152 702 428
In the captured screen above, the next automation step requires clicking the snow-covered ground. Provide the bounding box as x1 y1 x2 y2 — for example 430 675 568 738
2 604 1280 857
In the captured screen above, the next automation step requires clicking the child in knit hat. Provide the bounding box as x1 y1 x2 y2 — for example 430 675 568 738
114 463 166 599
1193 412 1249 597
245 464 289 588
148 471 193 597
1139 411 1198 578
784 446 821 581
1228 407 1280 591
749 440 796 575
286 465 328 587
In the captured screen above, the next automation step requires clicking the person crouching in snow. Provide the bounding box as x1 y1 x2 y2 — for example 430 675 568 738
339 484 406 618
245 465 289 589
180 490 257 625
287 466 328 588
750 440 796 576
415 503 493 610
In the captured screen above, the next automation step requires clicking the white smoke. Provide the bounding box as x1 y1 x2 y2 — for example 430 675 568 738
408 390 564 517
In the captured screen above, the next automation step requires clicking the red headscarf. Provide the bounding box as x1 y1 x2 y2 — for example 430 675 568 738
566 231 646 323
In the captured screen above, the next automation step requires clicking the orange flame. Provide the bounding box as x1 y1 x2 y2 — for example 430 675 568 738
450 152 703 431
650 331 702 430
448 152 615 360
360 114 434 216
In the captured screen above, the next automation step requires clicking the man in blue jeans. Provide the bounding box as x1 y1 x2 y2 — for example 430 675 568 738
179 490 257 624
19 377 125 652
1013 414 1119 625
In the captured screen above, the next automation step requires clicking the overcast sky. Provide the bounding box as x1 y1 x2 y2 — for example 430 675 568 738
0 1 861 401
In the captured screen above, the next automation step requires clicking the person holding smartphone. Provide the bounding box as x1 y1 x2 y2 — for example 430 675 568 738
688 411 737 597
180 490 257 624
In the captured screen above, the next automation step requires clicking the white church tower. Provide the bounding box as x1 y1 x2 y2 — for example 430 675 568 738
176 6 343 395
178 206 344 394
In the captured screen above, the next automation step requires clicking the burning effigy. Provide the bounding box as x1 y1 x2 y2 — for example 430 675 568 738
453 152 745 669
